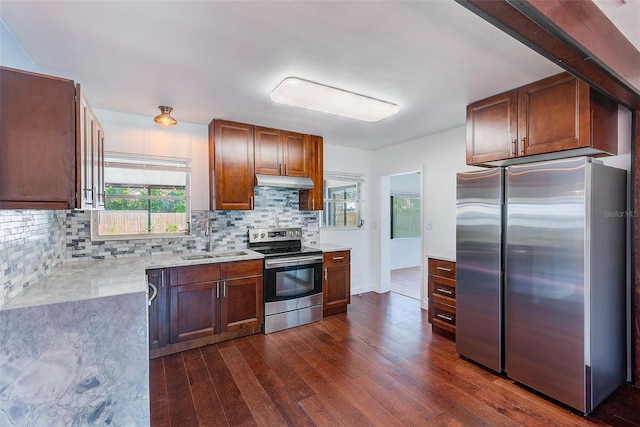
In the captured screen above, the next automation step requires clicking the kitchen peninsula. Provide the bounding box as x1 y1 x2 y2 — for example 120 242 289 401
0 250 262 426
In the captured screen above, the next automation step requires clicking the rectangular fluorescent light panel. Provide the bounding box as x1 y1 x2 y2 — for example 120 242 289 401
270 77 399 122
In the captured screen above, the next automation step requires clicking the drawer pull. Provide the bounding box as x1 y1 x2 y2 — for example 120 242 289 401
332 256 344 260
436 266 452 272
436 288 453 295
436 313 453 322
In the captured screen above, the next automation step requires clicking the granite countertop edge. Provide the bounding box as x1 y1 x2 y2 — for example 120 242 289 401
1 250 265 311
309 243 352 252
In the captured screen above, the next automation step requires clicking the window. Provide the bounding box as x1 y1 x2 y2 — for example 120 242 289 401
92 153 190 239
321 172 363 228
390 193 420 238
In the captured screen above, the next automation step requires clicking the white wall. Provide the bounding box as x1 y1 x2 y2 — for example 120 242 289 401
372 126 480 307
94 109 210 210
320 144 376 295
0 20 38 72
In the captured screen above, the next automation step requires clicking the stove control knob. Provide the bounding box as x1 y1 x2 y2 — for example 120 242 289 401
252 233 258 239
296 231 300 236
260 233 265 238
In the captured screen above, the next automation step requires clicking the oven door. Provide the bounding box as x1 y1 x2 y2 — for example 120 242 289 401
263 255 323 303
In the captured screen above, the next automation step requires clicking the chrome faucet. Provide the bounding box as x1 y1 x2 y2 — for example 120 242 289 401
205 218 215 252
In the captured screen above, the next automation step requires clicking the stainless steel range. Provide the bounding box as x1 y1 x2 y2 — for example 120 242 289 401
248 227 323 333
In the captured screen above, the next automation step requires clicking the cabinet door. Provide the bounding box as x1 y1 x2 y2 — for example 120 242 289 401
466 90 518 165
0 67 77 209
254 126 282 176
324 265 350 314
76 85 105 210
148 269 169 351
170 281 219 343
220 275 263 332
323 252 350 317
299 135 323 211
518 73 590 155
79 94 93 208
210 120 255 210
95 122 105 208
282 131 309 177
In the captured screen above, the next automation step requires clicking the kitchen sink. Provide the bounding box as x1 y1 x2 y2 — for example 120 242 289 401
180 251 247 260
181 254 216 260
216 251 247 257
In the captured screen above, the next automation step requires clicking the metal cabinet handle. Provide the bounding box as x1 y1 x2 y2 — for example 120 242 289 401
223 281 226 298
332 256 344 260
436 288 453 295
511 138 517 156
324 267 327 281
312 199 315 210
520 137 526 156
250 196 254 209
436 266 452 272
216 282 219 299
148 282 157 306
437 313 453 322
160 270 165 288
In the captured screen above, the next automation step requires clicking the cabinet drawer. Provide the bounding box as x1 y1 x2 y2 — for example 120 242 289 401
431 301 456 326
223 259 263 279
323 251 350 266
428 258 456 279
429 275 456 306
174 264 218 285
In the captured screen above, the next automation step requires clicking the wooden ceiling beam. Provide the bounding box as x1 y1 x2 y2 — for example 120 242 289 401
455 0 640 110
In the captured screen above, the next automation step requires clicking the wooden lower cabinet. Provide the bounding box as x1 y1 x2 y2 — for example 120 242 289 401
149 259 263 359
323 250 351 316
427 257 456 337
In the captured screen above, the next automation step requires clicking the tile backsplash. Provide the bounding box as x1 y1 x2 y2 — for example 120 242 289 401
66 188 319 259
0 210 66 303
2 188 319 303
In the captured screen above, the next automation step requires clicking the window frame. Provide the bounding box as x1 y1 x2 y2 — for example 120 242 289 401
91 152 191 241
320 171 364 230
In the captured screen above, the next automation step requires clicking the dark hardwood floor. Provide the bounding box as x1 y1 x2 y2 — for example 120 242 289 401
150 292 640 426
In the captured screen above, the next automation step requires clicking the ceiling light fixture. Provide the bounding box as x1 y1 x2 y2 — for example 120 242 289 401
153 106 177 128
270 77 399 122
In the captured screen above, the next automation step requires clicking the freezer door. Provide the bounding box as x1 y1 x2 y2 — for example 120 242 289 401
505 157 587 412
456 168 504 372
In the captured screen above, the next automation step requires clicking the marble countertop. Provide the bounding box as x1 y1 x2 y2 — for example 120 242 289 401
309 243 352 252
426 251 456 263
1 250 264 311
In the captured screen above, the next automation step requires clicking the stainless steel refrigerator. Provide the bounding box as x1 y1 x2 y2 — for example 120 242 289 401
456 157 627 414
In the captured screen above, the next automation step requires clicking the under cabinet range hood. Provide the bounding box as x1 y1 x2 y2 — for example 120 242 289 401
254 174 314 190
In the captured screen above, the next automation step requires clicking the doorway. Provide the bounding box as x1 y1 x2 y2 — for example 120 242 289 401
384 171 423 300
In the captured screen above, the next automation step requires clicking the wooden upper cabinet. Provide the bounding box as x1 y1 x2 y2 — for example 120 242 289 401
254 126 309 177
0 66 77 209
518 73 617 156
299 135 323 211
281 131 309 177
77 85 105 210
254 126 281 176
466 90 518 165
466 72 618 166
209 120 255 210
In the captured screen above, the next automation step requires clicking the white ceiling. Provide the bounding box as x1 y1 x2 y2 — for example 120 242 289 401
1 0 638 151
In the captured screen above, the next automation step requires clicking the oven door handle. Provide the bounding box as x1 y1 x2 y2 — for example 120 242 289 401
265 255 323 269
